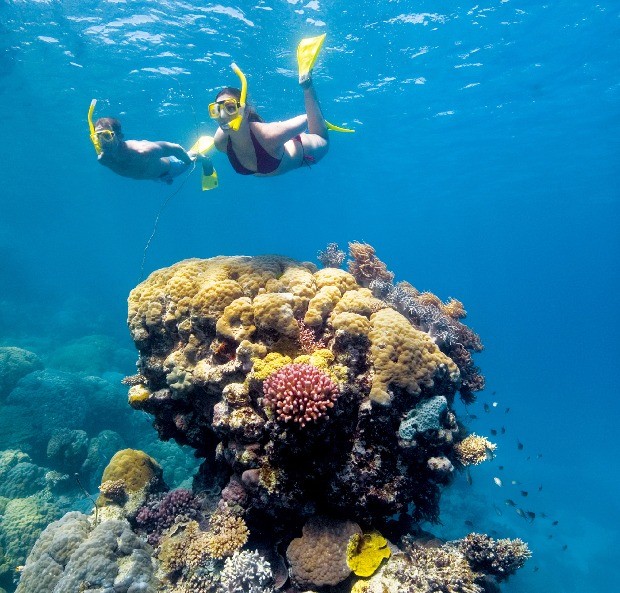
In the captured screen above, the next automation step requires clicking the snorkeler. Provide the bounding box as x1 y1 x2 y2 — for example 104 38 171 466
211 34 351 177
89 115 211 185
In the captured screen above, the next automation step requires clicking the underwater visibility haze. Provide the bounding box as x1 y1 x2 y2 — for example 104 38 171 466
0 1 618 592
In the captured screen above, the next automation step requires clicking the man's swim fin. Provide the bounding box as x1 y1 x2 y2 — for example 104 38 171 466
189 135 218 191
297 33 326 85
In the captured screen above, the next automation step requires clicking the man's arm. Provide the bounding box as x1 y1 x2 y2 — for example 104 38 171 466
155 141 192 165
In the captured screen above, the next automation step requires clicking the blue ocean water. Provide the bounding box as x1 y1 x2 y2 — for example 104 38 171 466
0 0 618 591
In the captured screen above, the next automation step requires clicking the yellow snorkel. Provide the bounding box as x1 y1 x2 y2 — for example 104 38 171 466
87 99 102 155
227 62 247 132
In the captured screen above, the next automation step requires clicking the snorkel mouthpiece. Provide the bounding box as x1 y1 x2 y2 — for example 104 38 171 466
228 62 247 131
87 99 102 155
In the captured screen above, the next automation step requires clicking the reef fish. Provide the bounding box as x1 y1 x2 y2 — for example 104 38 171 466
493 477 503 487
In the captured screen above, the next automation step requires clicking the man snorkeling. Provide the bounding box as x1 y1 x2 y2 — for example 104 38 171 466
211 34 349 177
91 117 210 184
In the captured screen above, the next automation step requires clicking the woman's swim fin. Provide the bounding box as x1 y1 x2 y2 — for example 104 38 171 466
297 33 326 84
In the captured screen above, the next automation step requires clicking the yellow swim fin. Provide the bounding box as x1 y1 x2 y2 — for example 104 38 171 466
297 33 326 84
325 120 355 133
189 135 218 191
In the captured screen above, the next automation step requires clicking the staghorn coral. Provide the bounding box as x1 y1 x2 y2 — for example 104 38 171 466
286 515 362 588
262 363 340 427
458 533 531 580
454 434 497 466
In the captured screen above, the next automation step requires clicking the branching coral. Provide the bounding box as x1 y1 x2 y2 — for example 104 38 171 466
454 434 497 466
347 242 394 287
262 363 339 427
317 242 346 268
218 550 274 593
458 533 531 580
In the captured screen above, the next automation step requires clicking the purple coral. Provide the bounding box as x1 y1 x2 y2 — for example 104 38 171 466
135 488 201 545
262 364 339 427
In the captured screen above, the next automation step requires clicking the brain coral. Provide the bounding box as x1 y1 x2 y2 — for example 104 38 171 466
126 253 481 525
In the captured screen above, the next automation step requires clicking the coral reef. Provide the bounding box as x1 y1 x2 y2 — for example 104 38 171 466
218 549 274 593
0 347 43 401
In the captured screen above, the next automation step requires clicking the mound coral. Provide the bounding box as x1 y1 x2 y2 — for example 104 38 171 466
262 363 340 427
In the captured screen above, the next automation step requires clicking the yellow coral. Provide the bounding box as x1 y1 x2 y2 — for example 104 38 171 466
99 449 161 493
252 292 300 338
330 288 385 319
331 311 371 338
127 384 150 405
252 352 292 381
368 308 459 405
314 267 358 293
347 531 391 577
206 510 249 559
216 297 256 342
304 285 342 327
454 434 496 466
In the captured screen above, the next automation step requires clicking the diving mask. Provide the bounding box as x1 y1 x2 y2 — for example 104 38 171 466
208 99 241 119
94 128 115 141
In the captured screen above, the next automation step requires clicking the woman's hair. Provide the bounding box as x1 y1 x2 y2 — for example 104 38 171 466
94 117 124 139
215 87 264 123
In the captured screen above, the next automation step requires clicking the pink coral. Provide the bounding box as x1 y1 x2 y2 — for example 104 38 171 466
262 363 339 427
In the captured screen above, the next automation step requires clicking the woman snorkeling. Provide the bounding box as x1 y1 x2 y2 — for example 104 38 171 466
211 34 341 177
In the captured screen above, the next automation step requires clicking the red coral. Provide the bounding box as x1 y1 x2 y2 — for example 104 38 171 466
262 363 339 427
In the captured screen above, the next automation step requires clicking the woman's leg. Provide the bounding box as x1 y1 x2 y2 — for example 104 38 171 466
300 80 329 163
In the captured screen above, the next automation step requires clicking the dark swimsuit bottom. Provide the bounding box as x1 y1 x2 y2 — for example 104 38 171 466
226 129 281 175
226 131 313 175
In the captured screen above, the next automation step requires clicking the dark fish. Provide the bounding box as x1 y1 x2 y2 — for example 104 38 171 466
490 429 497 436
526 455 531 461
533 566 539 572
484 403 490 413
548 534 553 539
493 504 503 516
464 520 474 527
501 426 506 434
526 511 536 521
521 490 528 497
505 499 517 507
505 407 511 413
517 440 524 450
538 484 543 492
562 544 568 551
516 508 528 520
492 391 496 395
552 520 559 526
465 469 473 485
498 465 504 470
469 414 479 420
540 512 548 518
537 453 543 459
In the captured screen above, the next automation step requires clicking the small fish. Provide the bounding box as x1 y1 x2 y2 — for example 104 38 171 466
521 490 529 497
492 391 496 395
537 453 543 459
505 499 517 507
493 477 503 487
469 414 479 420
493 504 503 516
484 403 490 413
517 439 524 450
511 480 520 485
464 520 474 527
516 508 527 520
465 469 473 485
538 484 543 492
492 402 498 407
540 512 548 518
490 429 497 436
562 544 568 551
498 465 504 470
526 455 531 461
501 426 506 434
533 566 539 572
505 407 511 413
526 511 536 521
548 534 553 539
552 520 559 526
